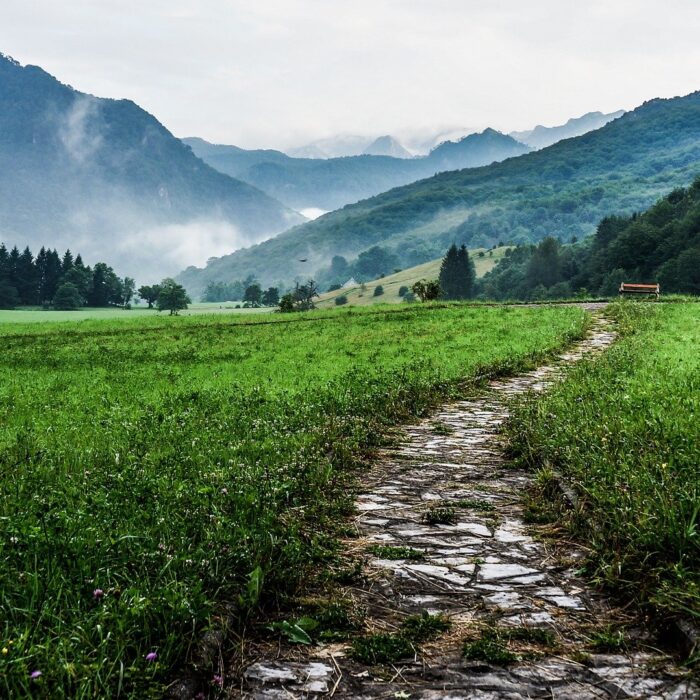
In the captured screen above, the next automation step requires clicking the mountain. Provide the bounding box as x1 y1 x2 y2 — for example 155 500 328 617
479 177 700 299
287 134 372 159
186 130 529 211
177 91 700 297
363 136 412 158
510 110 624 149
0 53 302 281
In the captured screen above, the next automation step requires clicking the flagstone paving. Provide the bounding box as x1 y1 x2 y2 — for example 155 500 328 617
240 315 696 699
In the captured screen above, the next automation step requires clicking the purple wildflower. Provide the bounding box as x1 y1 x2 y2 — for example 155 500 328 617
93 588 104 600
213 674 223 687
30 670 42 679
145 652 158 662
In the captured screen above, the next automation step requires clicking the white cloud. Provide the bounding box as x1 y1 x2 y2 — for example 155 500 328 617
1 1 698 149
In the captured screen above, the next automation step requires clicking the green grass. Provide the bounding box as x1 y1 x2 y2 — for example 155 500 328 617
423 505 458 525
315 246 511 309
350 633 415 665
0 302 273 324
401 611 451 642
367 545 425 561
511 301 700 626
0 303 587 696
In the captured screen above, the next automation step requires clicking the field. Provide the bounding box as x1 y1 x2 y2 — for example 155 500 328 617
0 303 272 324
511 301 700 622
315 246 511 308
0 304 588 698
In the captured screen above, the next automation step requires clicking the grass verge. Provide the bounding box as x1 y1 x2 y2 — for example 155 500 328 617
510 301 700 634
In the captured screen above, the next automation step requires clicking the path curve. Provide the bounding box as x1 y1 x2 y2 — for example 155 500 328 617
241 314 695 699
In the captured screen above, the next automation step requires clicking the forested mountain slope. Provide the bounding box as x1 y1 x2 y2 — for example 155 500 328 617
0 53 301 280
479 177 700 299
179 91 700 293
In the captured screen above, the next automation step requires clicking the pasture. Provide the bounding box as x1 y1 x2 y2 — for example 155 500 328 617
0 304 587 697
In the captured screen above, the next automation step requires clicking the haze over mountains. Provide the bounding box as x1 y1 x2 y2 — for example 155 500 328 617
510 110 625 149
184 129 530 211
179 91 700 296
0 53 301 281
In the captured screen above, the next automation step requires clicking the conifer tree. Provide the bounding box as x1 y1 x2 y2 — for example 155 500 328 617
439 243 475 299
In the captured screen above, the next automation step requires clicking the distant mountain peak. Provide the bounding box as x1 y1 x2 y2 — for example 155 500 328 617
362 135 412 158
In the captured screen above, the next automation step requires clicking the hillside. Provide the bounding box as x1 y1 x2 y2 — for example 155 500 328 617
0 54 302 281
184 129 529 211
315 246 511 308
479 177 700 299
178 91 700 294
510 110 624 149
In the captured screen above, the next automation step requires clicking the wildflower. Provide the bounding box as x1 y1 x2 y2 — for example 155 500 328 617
93 588 104 600
221 487 228 495
2 647 8 655
213 674 223 687
30 670 42 679
145 652 158 662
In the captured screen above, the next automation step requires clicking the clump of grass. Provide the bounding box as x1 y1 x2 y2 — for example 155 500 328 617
589 626 627 652
455 498 496 512
401 611 451 642
350 634 415 664
368 544 425 560
431 421 454 435
423 505 458 525
463 631 518 664
502 626 556 647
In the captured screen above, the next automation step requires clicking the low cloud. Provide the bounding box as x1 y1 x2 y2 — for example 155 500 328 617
59 96 103 163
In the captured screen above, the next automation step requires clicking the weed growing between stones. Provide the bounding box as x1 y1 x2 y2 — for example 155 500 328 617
401 611 452 642
589 626 627 652
431 421 454 435
463 631 518 664
423 505 458 525
455 498 496 512
368 545 425 560
350 634 415 664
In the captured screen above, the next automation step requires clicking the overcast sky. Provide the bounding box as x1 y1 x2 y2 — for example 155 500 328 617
2 0 699 149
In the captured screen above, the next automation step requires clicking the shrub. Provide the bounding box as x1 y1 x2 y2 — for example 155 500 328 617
373 285 384 297
398 285 409 297
335 295 348 306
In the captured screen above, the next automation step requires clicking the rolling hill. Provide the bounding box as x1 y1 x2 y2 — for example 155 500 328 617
0 53 302 281
315 246 511 308
184 129 529 211
178 90 700 295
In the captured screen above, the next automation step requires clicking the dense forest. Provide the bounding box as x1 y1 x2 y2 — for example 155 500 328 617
179 90 700 295
478 177 700 299
0 244 133 309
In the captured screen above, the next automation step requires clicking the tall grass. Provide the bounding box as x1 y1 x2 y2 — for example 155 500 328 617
0 304 587 697
511 302 700 625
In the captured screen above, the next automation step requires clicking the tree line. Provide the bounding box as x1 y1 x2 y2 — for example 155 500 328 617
478 177 700 300
0 244 134 310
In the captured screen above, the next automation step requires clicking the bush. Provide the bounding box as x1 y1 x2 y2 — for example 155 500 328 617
398 285 409 297
53 282 83 310
373 285 384 297
335 295 348 306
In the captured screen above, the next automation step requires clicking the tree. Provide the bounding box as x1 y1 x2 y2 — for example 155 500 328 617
0 280 19 309
527 237 562 289
278 293 295 313
398 285 409 297
156 278 190 315
16 247 38 305
243 283 262 305
121 277 136 307
373 285 384 297
61 249 74 274
335 294 348 305
353 246 399 281
138 284 162 309
62 266 91 305
262 287 279 306
292 279 319 310
439 244 475 300
412 279 441 302
53 282 83 310
89 262 123 307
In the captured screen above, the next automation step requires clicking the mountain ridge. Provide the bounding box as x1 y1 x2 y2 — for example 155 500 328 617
178 90 700 297
0 53 301 281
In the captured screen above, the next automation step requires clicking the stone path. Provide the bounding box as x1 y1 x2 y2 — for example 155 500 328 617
241 315 695 699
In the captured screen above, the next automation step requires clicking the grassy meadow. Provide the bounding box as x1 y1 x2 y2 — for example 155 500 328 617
315 246 512 309
0 303 588 697
512 301 700 624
